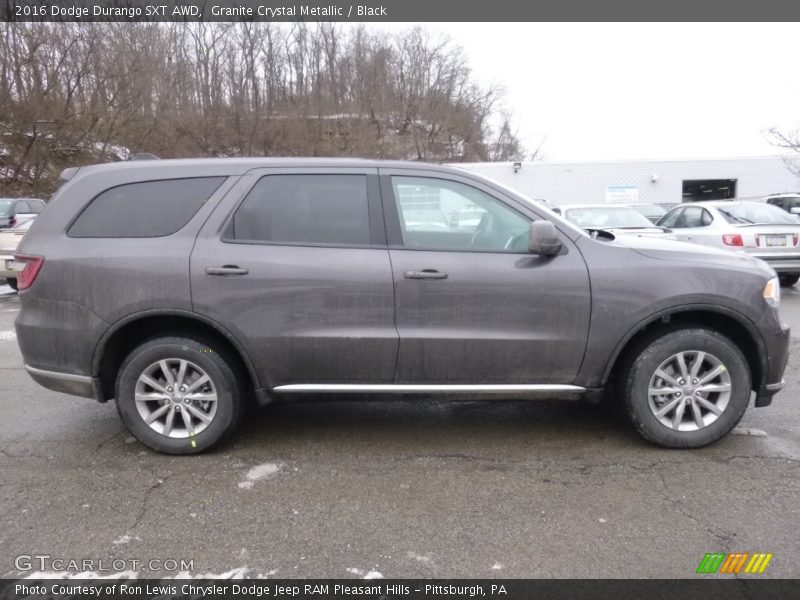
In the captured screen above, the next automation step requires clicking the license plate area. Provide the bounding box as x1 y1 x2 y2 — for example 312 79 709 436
764 235 788 247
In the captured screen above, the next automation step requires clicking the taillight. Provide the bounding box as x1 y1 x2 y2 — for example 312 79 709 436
11 254 43 290
722 234 743 246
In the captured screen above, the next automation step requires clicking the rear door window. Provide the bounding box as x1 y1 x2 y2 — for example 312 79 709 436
226 174 371 246
69 177 225 238
14 201 30 214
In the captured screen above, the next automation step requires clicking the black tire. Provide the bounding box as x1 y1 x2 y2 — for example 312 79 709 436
778 273 799 287
6 278 17 291
621 327 750 449
115 337 243 454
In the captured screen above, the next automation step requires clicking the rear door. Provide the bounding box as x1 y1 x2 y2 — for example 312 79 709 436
190 168 398 388
380 169 591 384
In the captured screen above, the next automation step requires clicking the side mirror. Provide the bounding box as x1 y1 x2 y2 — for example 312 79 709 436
529 221 562 256
790 207 800 215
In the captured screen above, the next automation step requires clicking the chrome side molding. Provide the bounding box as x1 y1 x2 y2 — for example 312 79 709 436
272 383 586 393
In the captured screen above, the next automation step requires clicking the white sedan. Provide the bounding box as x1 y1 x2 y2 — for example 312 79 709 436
657 201 800 286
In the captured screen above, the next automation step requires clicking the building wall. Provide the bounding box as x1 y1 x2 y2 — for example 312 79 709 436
452 156 800 207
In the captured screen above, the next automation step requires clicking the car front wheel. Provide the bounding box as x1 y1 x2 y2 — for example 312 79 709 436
115 337 243 454
621 327 750 448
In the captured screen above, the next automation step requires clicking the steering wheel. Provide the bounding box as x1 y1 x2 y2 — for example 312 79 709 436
470 213 496 248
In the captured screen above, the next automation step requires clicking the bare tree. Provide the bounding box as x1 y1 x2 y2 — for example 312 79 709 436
0 22 531 196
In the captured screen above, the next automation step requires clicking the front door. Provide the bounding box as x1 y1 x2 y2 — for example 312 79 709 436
380 170 591 384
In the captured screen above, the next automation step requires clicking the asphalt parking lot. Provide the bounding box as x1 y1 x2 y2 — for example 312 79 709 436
0 283 798 579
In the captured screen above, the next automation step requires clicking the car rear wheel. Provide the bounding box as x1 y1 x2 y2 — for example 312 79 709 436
115 337 243 454
778 273 799 287
621 327 750 448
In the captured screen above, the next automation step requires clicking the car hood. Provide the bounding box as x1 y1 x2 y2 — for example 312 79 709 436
606 232 772 273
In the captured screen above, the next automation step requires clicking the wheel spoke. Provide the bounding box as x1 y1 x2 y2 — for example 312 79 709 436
654 397 682 418
672 400 687 429
175 360 188 389
649 386 681 396
689 351 706 378
696 396 722 416
159 360 176 387
690 400 704 428
180 407 194 435
676 352 690 380
135 392 169 403
185 392 217 403
185 374 210 394
697 383 731 394
163 406 176 436
145 403 171 424
139 374 169 394
698 365 725 385
655 369 680 387
185 404 212 424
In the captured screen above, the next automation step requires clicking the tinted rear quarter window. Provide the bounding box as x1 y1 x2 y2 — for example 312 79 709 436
69 177 225 238
227 174 370 246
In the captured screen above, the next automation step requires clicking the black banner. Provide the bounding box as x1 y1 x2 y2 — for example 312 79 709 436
3 580 800 600
2 0 800 22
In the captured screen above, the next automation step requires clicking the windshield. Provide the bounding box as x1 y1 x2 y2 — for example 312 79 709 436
564 206 655 228
717 202 798 225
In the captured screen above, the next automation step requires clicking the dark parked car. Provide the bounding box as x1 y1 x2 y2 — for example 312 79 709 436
0 197 46 228
14 159 789 453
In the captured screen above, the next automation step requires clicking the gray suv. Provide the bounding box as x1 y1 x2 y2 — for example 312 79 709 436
14 159 789 453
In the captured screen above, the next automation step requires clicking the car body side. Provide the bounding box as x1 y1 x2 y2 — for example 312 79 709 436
14 159 788 410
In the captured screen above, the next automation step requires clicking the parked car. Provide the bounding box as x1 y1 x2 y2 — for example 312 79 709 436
765 193 800 218
0 198 46 229
563 204 677 239
657 201 800 286
15 158 788 453
0 219 35 290
627 203 669 224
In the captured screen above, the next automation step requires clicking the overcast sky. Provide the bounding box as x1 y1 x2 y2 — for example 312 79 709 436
379 23 800 162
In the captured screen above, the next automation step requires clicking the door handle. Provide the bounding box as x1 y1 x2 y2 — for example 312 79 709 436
403 269 448 280
205 265 249 276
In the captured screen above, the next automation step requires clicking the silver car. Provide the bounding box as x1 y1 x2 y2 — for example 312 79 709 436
657 201 800 286
563 204 676 239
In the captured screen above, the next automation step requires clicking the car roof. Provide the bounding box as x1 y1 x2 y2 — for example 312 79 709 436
686 201 773 208
61 157 471 181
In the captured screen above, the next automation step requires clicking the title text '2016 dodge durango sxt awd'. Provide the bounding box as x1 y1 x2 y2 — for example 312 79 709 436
13 159 789 453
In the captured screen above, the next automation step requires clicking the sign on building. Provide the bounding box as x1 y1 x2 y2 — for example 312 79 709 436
606 185 639 203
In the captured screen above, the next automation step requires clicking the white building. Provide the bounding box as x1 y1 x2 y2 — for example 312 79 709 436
453 155 800 207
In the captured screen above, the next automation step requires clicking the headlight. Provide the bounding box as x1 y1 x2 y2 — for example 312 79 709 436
764 276 780 308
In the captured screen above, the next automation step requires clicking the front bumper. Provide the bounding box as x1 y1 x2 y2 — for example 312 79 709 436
753 320 790 407
25 365 101 400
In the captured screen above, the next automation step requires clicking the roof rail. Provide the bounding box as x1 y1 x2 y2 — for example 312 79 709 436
130 153 160 161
